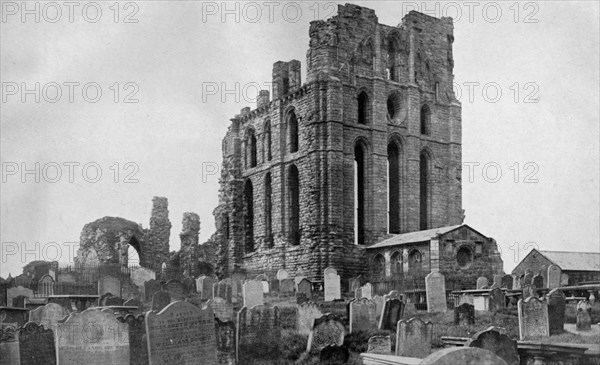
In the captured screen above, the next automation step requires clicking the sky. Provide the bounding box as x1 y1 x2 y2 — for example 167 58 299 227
1 1 599 278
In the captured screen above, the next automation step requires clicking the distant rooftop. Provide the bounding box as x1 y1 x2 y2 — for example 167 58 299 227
367 225 463 249
539 250 600 272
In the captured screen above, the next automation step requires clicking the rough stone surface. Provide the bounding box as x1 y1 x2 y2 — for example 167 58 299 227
476 277 488 289
367 336 391 354
425 271 447 312
489 288 505 313
215 318 236 365
349 298 377 332
151 291 171 312
466 327 519 365
307 313 345 353
236 305 281 363
18 322 56 365
517 297 549 340
117 314 148 365
297 301 324 335
454 303 474 326
28 303 69 330
395 317 433 358
208 297 234 322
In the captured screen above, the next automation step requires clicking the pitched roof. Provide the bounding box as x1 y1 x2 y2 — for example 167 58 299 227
366 225 462 250
539 250 600 272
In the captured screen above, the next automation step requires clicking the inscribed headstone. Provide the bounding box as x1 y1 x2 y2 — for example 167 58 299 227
517 297 549 340
297 301 323 335
349 298 377 332
280 278 294 294
547 265 561 289
454 303 475 326
476 277 488 290
18 322 56 365
236 305 281 363
145 301 216 365
367 335 391 354
547 289 566 335
306 313 345 353
466 327 519 365
208 297 234 322
425 271 447 313
98 275 121 297
378 298 404 331
395 317 433 358
324 268 341 302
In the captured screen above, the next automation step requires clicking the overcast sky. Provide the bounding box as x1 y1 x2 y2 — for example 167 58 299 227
1 1 598 278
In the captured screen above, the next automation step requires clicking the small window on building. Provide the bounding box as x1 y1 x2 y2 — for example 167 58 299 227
357 91 369 125
288 111 299 153
420 105 431 135
408 249 422 272
387 92 401 121
373 254 386 280
264 121 272 161
456 246 473 269
390 251 403 277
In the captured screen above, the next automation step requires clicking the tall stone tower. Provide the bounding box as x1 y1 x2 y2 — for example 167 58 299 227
148 196 172 268
213 5 462 279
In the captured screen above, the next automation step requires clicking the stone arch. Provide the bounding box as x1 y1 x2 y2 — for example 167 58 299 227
245 127 257 168
419 148 434 230
354 138 369 245
408 249 423 272
357 89 371 125
387 137 404 234
286 108 299 153
420 104 431 135
263 119 272 162
244 178 254 252
288 164 300 245
390 250 403 277
264 172 273 247
372 254 386 280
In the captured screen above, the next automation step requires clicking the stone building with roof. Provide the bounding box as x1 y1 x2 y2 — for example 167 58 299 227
512 249 600 286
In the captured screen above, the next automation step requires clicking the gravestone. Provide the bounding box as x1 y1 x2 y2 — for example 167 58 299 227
18 322 56 365
354 287 362 299
151 291 171 311
117 314 148 365
297 301 324 335
521 284 536 299
208 297 234 321
197 276 218 300
296 292 309 305
378 298 404 330
367 335 391 354
349 298 378 332
236 305 281 363
145 301 216 364
466 327 519 365
420 347 509 365
269 279 280 293
425 271 447 313
294 276 306 290
512 275 521 290
501 275 513 290
493 275 503 288
307 313 345 353
144 279 161 302
476 277 488 290
320 345 350 364
532 274 544 289
6 286 34 308
560 273 569 286
28 303 69 330
98 275 121 297
57 308 129 365
121 280 141 302
276 269 289 280
215 318 235 365
385 290 402 301
324 267 341 302
523 271 533 286
576 300 592 331
361 283 373 299
163 280 185 301
395 317 433 358
298 278 312 299
349 277 361 294
547 265 561 289
182 277 196 295
454 303 475 326
38 275 55 296
517 297 549 340
261 281 270 294
242 280 263 308
131 267 156 288
489 288 505 312
280 278 295 294
547 289 566 335
213 281 233 303
372 295 384 320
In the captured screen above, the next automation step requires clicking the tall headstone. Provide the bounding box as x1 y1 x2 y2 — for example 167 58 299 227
517 297 549 340
98 275 121 297
378 298 404 331
395 317 433 358
208 297 234 322
489 288 505 312
354 287 362 299
151 291 171 312
532 274 544 289
425 271 447 313
454 303 475 326
236 305 281 363
476 277 488 290
215 318 235 365
131 267 156 288
57 308 129 365
268 279 280 293
349 298 378 332
367 336 391 354
18 322 57 365
298 278 312 299
324 267 341 302
297 301 324 335
28 303 69 330
199 276 218 301
547 265 561 289
501 275 513 290
547 289 566 335
349 277 362 294
145 301 216 364
242 280 263 308
163 280 185 301
372 295 385 320
307 313 345 353
465 327 519 365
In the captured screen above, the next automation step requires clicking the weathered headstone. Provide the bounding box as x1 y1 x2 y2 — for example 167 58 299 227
268 279 280 293
131 267 156 288
547 289 566 335
361 283 373 299
501 275 513 290
512 275 521 290
372 295 384 320
349 298 378 332
163 279 185 301
489 288 505 312
493 275 503 288
297 301 324 335
420 347 509 365
296 292 309 305
354 287 363 299
276 269 289 280
395 317 433 358
324 267 341 302
476 277 488 290
145 301 216 364
523 271 533 286
454 303 475 326
298 278 312 299
547 265 561 289
197 276 218 300
521 284 536 299
378 298 404 331
532 274 544 289
466 327 519 365
28 302 69 330
98 275 121 297
151 291 171 312
307 313 345 353
18 322 56 365
242 280 263 308
576 300 592 331
57 308 129 365
294 276 306 290
6 286 34 308
236 305 281 363
280 278 295 294
117 314 148 365
215 318 235 365
425 271 447 313
517 297 549 340
367 336 391 354
208 297 234 322
349 277 361 294
320 345 350 364
144 279 161 303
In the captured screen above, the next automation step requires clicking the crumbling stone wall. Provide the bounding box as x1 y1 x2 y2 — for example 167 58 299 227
214 5 463 280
